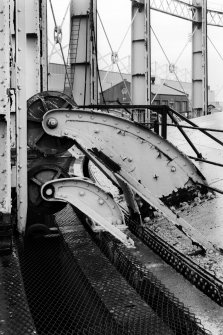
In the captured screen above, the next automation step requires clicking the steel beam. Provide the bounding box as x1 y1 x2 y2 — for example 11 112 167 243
150 0 223 27
68 0 97 105
15 0 27 233
0 1 11 215
131 0 151 123
192 0 208 116
40 0 48 91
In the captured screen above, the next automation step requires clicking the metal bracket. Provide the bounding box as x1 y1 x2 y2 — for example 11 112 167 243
41 177 135 249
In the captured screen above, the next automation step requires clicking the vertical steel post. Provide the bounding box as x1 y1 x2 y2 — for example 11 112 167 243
40 0 48 91
15 0 27 233
70 0 97 105
192 0 208 116
90 0 98 104
131 0 151 122
0 1 11 216
145 0 151 122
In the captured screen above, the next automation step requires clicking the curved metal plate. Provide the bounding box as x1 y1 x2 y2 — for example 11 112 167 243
40 109 219 252
42 109 207 197
41 177 134 248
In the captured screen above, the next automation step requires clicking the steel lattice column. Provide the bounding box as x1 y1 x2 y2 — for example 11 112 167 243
131 0 151 123
192 0 208 116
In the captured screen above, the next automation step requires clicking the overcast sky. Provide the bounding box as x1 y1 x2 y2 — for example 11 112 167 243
48 0 223 101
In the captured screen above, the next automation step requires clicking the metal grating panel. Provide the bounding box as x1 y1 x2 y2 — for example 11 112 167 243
0 244 37 335
18 205 169 335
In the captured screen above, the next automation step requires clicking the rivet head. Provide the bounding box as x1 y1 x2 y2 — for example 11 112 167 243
47 117 58 129
98 198 104 205
79 191 85 196
171 166 176 172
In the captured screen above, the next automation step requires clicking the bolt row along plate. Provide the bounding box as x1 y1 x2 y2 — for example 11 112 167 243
27 91 77 155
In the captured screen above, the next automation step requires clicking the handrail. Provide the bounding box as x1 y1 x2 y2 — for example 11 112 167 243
166 109 202 158
79 104 223 153
168 107 223 148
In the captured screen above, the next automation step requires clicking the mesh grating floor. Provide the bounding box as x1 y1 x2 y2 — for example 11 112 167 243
1 204 211 334
55 205 210 335
0 247 37 335
18 205 173 335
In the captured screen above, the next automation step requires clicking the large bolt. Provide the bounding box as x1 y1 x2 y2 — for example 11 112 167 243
47 117 58 129
45 187 53 196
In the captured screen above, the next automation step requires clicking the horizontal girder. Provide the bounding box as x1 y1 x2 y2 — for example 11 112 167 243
150 0 223 27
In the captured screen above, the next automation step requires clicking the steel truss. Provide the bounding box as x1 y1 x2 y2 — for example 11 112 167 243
150 0 223 27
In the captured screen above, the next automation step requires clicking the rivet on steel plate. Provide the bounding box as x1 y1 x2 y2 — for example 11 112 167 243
78 114 82 118
79 191 85 196
98 198 104 205
128 157 133 162
171 166 176 172
66 114 70 118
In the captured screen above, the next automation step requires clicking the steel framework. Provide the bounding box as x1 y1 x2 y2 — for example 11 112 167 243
150 0 223 27
131 0 223 118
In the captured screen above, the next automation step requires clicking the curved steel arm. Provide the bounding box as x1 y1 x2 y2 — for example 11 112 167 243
41 177 135 248
41 109 218 252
